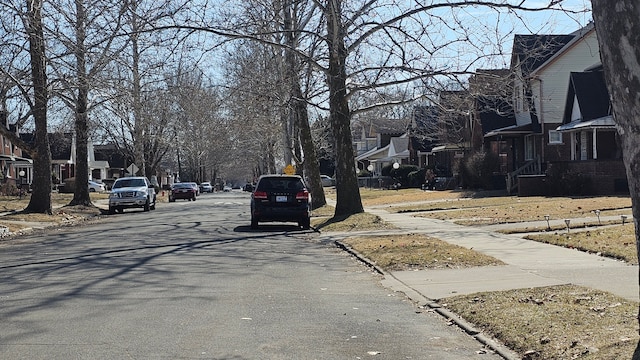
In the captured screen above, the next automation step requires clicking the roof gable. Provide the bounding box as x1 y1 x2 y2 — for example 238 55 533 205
562 67 611 124
512 34 575 76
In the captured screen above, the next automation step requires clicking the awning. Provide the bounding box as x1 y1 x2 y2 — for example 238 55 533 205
430 143 470 153
555 115 616 132
355 145 389 162
484 123 537 138
0 155 33 164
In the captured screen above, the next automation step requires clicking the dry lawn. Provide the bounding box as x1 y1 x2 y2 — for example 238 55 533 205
340 234 504 271
443 285 639 360
311 209 393 232
322 189 640 360
524 224 638 265
400 195 631 225
0 192 108 233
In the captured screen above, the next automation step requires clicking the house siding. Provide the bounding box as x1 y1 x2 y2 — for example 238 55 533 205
531 30 601 126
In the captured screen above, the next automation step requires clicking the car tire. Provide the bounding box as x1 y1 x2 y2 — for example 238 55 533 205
251 217 258 229
144 199 150 212
116 208 123 213
192 196 196 201
108 206 115 215
299 217 311 230
150 202 156 210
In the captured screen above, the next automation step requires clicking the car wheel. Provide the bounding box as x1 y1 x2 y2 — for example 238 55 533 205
150 202 156 210
144 199 150 211
116 208 123 213
192 196 196 201
89 188 95 192
299 217 311 230
251 217 258 229
108 206 115 215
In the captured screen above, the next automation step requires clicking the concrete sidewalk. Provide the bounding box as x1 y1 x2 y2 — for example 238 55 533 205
328 207 639 303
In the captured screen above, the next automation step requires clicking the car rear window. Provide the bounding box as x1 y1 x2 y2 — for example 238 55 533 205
257 177 304 191
173 183 191 189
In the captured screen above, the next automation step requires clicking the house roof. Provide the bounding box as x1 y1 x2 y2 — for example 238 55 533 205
529 23 596 77
355 145 388 161
562 68 611 124
389 137 409 156
512 34 575 76
20 132 72 161
351 117 407 138
477 96 516 135
556 115 616 132
484 123 539 138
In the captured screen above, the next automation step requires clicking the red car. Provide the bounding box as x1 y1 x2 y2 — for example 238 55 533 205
169 183 197 202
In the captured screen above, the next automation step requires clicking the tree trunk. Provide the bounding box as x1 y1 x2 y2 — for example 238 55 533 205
591 0 640 340
283 0 326 209
24 0 52 214
70 0 92 206
325 0 363 217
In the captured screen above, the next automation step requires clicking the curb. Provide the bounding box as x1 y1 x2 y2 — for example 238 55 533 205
334 239 521 360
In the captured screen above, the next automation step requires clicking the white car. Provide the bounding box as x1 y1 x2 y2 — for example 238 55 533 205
88 180 106 192
320 175 335 187
108 177 156 214
200 182 213 193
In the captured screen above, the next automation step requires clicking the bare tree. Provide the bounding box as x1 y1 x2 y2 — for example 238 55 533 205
45 0 128 206
591 0 640 341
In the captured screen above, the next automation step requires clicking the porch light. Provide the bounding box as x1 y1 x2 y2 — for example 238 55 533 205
393 162 400 169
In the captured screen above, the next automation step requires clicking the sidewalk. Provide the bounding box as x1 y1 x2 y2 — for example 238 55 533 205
326 207 639 303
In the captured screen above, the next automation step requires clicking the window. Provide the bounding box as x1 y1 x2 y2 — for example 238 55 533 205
549 131 563 144
524 135 535 161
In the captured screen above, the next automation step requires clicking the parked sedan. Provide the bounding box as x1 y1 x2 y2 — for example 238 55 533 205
250 174 311 229
169 183 197 202
320 175 335 187
88 180 106 192
200 182 213 193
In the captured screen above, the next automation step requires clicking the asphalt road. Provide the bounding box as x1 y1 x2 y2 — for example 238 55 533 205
0 190 500 360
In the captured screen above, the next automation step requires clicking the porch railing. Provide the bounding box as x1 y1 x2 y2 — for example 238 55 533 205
506 156 542 195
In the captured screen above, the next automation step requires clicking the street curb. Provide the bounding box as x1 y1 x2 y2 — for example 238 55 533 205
334 239 521 360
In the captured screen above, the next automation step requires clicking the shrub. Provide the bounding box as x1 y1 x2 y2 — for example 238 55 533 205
389 164 419 188
459 151 500 190
408 168 427 188
59 177 76 193
546 163 592 195
1 182 18 196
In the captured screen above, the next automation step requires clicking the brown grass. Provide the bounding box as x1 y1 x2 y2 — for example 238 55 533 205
340 234 504 271
312 211 394 232
443 285 639 360
524 224 638 265
323 189 640 360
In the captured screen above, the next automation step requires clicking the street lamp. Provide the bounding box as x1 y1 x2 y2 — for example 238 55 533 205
18 170 25 199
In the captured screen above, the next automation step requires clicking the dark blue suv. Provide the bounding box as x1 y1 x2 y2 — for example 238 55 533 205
250 175 311 229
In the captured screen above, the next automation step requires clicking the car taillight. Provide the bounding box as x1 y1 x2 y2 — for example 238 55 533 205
296 190 309 201
253 190 268 199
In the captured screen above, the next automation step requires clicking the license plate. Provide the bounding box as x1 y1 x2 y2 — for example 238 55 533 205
276 195 288 202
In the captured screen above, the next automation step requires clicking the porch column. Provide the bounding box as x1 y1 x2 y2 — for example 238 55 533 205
592 128 598 160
